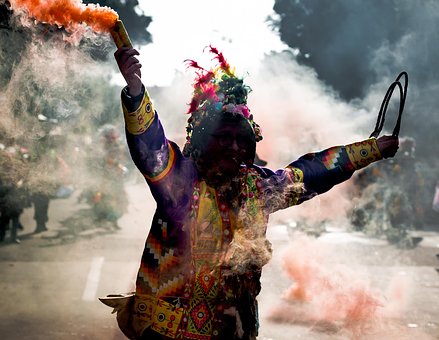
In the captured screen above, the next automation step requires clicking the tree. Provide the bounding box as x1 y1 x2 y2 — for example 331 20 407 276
272 0 406 100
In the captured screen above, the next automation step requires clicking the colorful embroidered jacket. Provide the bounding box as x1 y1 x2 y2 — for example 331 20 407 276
120 87 382 340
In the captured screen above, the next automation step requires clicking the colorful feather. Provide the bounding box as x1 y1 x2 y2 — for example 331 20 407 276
209 45 232 75
183 46 263 155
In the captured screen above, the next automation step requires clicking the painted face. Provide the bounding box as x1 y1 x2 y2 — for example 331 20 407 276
201 120 254 177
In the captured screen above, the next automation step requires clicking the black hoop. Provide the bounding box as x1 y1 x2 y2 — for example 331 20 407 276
370 71 408 139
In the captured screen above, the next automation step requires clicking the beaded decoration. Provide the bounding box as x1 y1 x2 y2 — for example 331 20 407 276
182 46 262 156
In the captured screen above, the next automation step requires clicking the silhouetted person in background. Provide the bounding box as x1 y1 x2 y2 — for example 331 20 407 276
78 124 129 229
28 128 71 234
0 141 30 243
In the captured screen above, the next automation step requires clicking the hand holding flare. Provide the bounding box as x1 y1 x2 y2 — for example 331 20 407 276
110 20 133 49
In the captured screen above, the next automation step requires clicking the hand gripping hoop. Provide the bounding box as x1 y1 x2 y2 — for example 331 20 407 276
369 71 408 139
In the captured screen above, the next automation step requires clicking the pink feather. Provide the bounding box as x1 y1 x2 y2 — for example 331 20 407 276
209 45 231 74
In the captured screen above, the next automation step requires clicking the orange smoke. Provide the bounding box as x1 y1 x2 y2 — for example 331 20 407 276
9 0 118 33
271 234 383 337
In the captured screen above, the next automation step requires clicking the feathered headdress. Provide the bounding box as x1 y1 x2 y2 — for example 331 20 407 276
182 46 262 156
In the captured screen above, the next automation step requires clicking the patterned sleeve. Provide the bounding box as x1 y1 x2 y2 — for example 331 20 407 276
265 138 383 212
121 86 177 184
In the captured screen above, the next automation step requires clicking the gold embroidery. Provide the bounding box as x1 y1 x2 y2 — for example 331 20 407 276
123 90 155 135
134 295 184 339
346 138 383 170
285 167 305 206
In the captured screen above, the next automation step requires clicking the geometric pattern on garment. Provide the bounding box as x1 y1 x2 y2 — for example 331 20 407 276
198 271 215 295
150 298 184 339
185 182 224 338
138 261 159 294
161 248 180 271
158 274 186 297
319 146 345 170
189 300 213 331
137 234 162 294
146 234 161 261
185 264 219 337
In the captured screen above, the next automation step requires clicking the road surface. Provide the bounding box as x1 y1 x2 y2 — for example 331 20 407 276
1 181 438 339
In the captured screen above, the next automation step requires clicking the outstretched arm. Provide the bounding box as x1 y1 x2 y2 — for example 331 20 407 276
262 135 399 212
293 135 399 201
376 135 399 159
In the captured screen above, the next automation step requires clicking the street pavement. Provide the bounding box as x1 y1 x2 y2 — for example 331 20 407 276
0 181 438 340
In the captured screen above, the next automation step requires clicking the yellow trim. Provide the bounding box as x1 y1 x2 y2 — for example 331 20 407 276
285 167 305 206
123 90 155 135
346 137 383 170
289 167 304 183
144 142 176 183
134 294 184 339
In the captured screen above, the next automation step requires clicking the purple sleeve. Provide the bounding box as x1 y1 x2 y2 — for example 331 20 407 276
258 145 356 213
121 87 196 217
291 145 355 200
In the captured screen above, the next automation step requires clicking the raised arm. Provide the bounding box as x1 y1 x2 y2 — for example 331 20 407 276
114 47 142 97
113 47 177 185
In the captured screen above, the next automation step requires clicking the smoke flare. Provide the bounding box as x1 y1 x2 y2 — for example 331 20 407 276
9 0 118 32
269 234 383 337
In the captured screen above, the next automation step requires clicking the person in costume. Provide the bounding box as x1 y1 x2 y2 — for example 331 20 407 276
78 124 129 229
101 46 399 340
27 131 71 234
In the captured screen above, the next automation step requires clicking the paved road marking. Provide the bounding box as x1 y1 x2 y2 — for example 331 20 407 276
82 257 105 301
